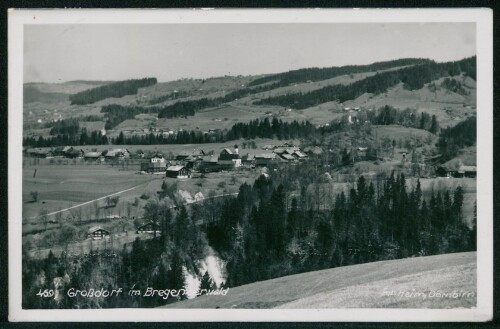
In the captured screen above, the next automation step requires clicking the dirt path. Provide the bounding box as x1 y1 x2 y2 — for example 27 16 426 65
45 185 238 217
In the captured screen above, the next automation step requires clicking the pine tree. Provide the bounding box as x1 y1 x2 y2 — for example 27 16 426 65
199 271 215 295
429 115 440 134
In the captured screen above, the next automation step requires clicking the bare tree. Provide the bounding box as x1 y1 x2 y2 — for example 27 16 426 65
93 200 101 222
39 208 49 231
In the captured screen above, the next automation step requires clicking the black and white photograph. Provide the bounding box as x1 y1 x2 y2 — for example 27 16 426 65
8 8 493 322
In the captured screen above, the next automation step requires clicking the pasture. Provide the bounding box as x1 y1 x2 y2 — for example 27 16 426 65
164 252 476 309
22 162 157 220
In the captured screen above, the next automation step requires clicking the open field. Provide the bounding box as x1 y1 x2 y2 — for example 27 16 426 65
371 125 436 141
22 163 157 219
163 252 476 309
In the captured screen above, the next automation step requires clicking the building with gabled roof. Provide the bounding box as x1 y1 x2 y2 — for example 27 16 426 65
279 153 296 161
255 153 278 166
87 226 110 240
141 153 168 173
105 148 130 160
166 165 191 178
137 221 161 234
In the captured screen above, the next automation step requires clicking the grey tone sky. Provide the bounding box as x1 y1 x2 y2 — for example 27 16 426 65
24 23 476 83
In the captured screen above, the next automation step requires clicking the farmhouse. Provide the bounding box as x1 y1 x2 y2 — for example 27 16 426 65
137 221 161 235
279 153 296 162
87 226 110 240
255 153 278 166
183 155 202 170
293 150 307 159
141 153 168 173
166 165 191 179
176 149 205 161
64 147 84 159
27 148 53 158
200 155 220 173
84 151 104 162
457 165 477 178
436 164 477 178
241 154 255 166
52 146 72 157
105 148 130 160
218 147 241 169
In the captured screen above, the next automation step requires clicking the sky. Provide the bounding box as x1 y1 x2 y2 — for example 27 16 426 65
24 23 476 83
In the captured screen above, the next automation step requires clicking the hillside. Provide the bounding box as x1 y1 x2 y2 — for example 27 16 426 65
162 252 476 309
23 57 476 140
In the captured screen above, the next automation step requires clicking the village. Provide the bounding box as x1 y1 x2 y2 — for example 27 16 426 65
24 142 311 176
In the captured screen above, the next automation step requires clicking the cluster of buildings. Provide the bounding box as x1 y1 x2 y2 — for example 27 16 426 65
140 144 311 178
25 147 132 162
87 222 161 240
436 164 477 178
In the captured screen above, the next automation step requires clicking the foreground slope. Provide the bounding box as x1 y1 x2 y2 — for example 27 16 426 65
162 252 476 309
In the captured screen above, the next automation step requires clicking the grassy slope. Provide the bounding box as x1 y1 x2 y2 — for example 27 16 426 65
163 252 476 309
23 68 476 134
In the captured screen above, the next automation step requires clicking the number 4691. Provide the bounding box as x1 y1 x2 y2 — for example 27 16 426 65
36 289 55 298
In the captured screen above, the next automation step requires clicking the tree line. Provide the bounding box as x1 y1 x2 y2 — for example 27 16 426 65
208 173 475 287
437 116 476 162
254 57 476 109
69 78 157 105
248 58 433 87
227 117 316 140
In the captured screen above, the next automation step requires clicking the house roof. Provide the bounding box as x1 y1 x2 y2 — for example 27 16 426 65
179 149 205 157
107 148 129 156
151 153 163 158
255 153 276 159
167 165 186 172
294 151 307 158
459 165 476 172
137 221 160 229
280 154 295 160
84 152 102 157
88 226 109 233
273 148 286 154
243 154 255 161
202 155 219 163
221 148 233 155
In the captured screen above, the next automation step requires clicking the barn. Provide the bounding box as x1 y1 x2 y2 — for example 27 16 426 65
166 165 191 178
137 221 161 234
87 226 110 240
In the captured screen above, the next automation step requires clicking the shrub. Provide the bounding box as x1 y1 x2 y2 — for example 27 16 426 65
30 191 39 202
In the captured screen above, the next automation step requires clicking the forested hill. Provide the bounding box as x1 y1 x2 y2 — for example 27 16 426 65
255 56 476 109
69 78 157 105
248 58 434 87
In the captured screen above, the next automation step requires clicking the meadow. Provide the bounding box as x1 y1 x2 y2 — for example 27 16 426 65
164 252 476 309
22 161 156 220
